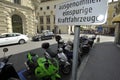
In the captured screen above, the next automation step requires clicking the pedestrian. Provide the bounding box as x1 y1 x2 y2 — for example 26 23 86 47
59 29 61 34
52 29 54 34
97 37 100 42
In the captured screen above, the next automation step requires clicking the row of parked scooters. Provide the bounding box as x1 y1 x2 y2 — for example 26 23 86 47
0 35 96 80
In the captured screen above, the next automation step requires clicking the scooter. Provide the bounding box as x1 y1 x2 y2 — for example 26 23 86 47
25 52 61 80
88 35 96 47
80 35 96 48
42 42 71 75
79 36 91 55
62 40 81 66
0 48 20 80
55 35 81 66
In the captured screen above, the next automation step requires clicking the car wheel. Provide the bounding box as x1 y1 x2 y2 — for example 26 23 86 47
19 39 25 44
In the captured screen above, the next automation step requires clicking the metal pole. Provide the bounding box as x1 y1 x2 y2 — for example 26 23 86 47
72 25 80 80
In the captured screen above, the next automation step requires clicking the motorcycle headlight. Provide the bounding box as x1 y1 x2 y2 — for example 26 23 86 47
0 62 5 69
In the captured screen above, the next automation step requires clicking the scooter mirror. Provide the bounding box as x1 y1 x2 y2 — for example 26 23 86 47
55 35 61 42
3 48 8 53
42 42 50 49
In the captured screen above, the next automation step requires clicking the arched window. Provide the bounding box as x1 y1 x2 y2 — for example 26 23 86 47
14 0 21 4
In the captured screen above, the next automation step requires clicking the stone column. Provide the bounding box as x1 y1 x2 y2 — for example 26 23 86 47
6 15 12 33
118 23 120 44
68 26 71 34
115 23 120 44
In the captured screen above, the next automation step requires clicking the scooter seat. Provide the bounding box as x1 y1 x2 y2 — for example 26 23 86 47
46 48 57 58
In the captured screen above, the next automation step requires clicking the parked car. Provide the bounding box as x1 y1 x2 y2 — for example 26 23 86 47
0 33 29 46
32 30 54 41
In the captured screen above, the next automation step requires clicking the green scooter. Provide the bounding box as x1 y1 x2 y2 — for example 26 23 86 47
25 52 61 80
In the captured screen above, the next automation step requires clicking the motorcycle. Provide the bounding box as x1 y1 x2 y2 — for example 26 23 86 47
0 48 20 80
25 52 61 80
42 42 71 75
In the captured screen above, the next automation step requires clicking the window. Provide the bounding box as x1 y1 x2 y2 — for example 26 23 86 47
53 15 55 24
54 5 56 9
0 35 5 38
41 0 51 2
41 26 44 33
41 0 47 2
47 6 50 10
15 33 20 36
113 13 116 17
37 13 39 16
51 11 53 14
5 34 13 37
40 7 43 10
14 0 21 4
70 26 72 31
47 26 50 30
40 16 44 24
44 12 46 15
46 16 50 24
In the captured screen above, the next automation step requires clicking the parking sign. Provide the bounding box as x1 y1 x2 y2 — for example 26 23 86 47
55 0 108 25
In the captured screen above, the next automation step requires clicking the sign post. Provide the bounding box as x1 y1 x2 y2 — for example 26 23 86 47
55 0 108 80
72 25 80 80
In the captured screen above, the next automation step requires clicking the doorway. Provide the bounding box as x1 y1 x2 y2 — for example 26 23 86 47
12 14 23 34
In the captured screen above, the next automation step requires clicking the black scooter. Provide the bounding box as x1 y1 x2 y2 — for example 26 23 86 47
0 48 20 80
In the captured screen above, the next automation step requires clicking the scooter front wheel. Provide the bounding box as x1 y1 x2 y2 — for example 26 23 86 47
56 77 62 80
61 65 71 75
43 77 61 80
8 77 20 80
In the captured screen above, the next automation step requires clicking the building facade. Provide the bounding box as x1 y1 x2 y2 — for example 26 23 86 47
36 0 69 34
0 0 37 37
1 0 119 37
112 0 120 45
99 1 117 36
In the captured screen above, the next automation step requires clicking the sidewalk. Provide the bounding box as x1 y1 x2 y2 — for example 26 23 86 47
77 41 120 80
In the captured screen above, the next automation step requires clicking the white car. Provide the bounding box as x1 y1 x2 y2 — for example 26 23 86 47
0 33 29 46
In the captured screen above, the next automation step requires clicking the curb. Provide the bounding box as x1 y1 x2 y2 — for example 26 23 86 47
117 44 120 48
76 41 96 80
77 54 89 80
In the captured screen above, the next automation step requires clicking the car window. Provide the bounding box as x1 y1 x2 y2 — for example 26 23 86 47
15 33 20 36
5 34 12 37
0 35 5 38
5 34 16 37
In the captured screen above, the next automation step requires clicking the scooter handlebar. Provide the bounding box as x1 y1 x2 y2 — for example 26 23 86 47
3 55 13 63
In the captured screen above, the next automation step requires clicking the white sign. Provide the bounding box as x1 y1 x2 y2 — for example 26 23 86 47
55 0 108 25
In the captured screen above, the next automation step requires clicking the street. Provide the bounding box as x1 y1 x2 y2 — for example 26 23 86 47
0 34 115 80
0 34 74 58
77 38 120 80
0 34 114 58
0 34 75 80
0 0 119 80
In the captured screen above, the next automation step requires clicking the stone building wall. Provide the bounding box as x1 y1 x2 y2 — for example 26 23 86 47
0 0 36 37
